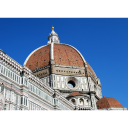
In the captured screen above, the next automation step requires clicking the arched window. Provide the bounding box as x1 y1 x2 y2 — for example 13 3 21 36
71 99 76 105
86 99 89 105
79 98 84 105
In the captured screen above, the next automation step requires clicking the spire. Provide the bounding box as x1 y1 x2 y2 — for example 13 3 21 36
48 26 60 44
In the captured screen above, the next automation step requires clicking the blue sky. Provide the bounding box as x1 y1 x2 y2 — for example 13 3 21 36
0 18 128 109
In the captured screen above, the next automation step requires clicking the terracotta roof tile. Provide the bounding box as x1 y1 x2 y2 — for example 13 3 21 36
96 96 123 109
87 62 96 77
54 44 84 67
66 91 83 97
25 45 50 71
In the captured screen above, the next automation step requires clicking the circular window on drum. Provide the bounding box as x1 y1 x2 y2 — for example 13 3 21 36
68 81 75 88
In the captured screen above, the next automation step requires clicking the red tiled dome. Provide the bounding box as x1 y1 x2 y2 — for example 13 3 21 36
54 44 84 67
87 62 96 77
25 44 50 71
24 43 96 77
96 96 123 109
66 91 83 98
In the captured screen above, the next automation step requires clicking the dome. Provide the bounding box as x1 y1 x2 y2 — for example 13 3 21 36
24 27 97 78
25 44 50 71
24 43 85 69
96 96 123 109
24 43 96 77
54 44 85 67
66 91 83 98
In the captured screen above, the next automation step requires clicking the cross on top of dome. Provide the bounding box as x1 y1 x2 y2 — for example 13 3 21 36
48 26 60 44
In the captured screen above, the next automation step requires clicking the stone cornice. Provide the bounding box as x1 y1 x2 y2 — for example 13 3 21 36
54 90 75 109
0 50 22 72
88 71 97 84
87 68 102 87
32 65 50 73
0 50 55 96
0 73 21 87
22 66 55 97
74 104 92 110
22 65 32 75
67 93 90 99
52 65 85 77
28 73 54 95
55 64 85 69
28 90 54 108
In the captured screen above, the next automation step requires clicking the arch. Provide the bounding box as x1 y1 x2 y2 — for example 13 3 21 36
85 98 89 105
71 99 76 105
79 98 84 106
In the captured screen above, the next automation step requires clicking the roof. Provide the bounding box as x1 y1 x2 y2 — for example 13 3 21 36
25 44 50 71
25 43 97 78
25 43 85 70
87 62 96 77
96 96 123 109
66 91 83 98
54 43 84 67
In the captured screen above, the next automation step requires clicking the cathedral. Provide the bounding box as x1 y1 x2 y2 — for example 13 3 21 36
0 26 127 110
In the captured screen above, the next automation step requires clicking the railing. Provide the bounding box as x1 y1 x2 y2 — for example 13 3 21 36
76 105 92 110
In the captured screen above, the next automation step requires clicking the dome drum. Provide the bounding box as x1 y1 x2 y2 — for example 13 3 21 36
34 67 50 78
67 92 91 109
51 65 86 77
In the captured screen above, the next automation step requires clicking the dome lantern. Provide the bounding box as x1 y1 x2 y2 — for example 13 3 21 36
48 26 60 44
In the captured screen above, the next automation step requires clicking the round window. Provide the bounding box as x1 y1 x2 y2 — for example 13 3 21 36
68 81 75 88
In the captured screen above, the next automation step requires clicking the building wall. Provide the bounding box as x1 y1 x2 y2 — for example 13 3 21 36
49 74 102 109
0 50 74 110
51 74 88 92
